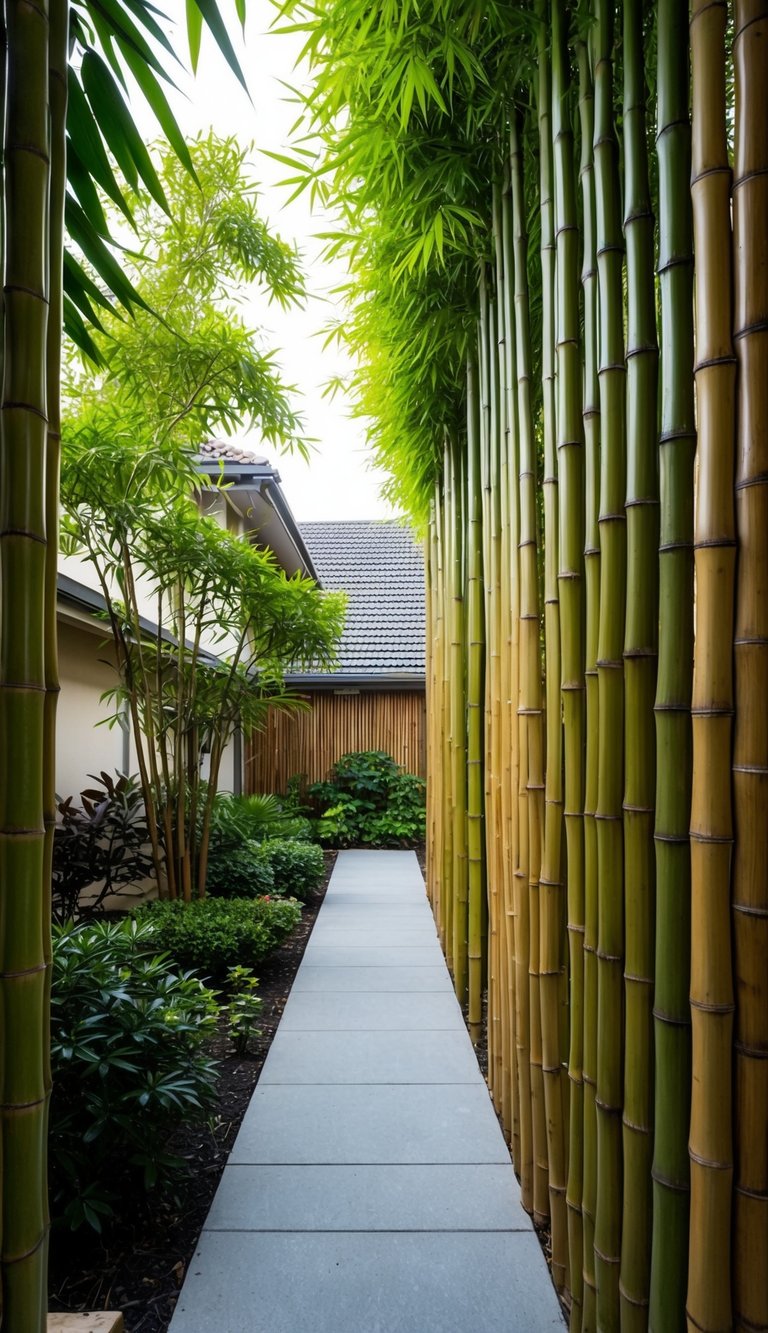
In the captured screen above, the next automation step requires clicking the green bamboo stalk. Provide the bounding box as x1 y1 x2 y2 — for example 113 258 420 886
550 0 583 1300
500 172 522 1170
619 3 659 1328
533 16 555 1229
648 2 696 1325
511 105 548 1229
731 7 768 1328
0 2 51 1327
431 483 446 946
591 2 626 1326
450 434 469 1008
466 353 486 1050
488 293 504 1103
577 31 601 1330
493 183 513 1135
688 3 736 1328
442 445 455 974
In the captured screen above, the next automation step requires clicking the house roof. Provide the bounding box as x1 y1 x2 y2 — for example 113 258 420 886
195 441 318 582
291 520 425 685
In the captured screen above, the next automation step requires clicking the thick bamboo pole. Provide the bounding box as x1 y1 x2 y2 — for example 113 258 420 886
649 3 696 1326
688 3 736 1329
466 354 486 1052
577 33 601 1330
620 2 659 1327
591 2 626 1325
450 436 469 1008
500 175 522 1167
493 184 513 1136
533 17 555 1230
0 2 51 1327
442 446 455 974
732 6 768 1328
512 93 549 1226
549 0 582 1299
488 295 505 1103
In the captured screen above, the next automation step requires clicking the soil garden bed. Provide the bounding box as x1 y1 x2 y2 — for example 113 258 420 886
48 851 337 1333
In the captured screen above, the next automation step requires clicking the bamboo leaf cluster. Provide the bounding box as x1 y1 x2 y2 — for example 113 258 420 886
288 1 768 1327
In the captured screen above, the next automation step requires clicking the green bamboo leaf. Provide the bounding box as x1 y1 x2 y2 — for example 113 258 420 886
65 196 150 314
64 250 120 317
186 0 203 72
188 0 249 93
81 50 170 211
64 296 108 365
83 0 176 70
118 40 199 180
67 70 134 219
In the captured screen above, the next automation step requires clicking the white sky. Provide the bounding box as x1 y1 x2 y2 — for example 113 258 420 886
131 9 397 523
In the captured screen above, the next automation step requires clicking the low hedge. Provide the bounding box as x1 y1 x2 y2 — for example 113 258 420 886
259 839 324 903
135 896 302 980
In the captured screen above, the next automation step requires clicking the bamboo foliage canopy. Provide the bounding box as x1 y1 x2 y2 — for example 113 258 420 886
281 1 768 1327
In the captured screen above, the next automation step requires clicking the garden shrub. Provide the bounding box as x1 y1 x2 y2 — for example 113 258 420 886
205 839 274 898
135 896 302 979
308 750 426 848
207 791 312 853
261 838 324 902
52 772 154 923
50 919 219 1232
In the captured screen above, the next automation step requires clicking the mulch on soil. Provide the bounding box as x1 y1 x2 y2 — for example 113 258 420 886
48 851 337 1333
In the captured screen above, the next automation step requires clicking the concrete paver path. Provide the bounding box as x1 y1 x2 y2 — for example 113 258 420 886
169 850 565 1333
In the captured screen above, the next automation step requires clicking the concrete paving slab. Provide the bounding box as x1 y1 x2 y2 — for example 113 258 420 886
229 1083 511 1164
279 990 464 1031
300 945 444 966
169 1231 564 1332
292 964 454 993
205 1164 532 1232
260 1029 482 1084
305 928 440 947
167 848 563 1333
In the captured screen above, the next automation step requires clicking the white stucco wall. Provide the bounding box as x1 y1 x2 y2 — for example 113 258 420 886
57 618 124 799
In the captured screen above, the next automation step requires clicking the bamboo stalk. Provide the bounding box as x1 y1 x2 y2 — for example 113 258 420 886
441 446 455 974
731 6 768 1328
0 2 51 1326
577 31 601 1330
501 172 522 1172
591 2 626 1325
533 18 555 1230
620 3 659 1328
649 2 696 1326
488 293 504 1102
688 3 736 1329
450 435 469 1007
466 354 486 1051
549 0 583 1298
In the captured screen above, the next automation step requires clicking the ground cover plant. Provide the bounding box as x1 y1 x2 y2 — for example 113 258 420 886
308 750 426 848
50 919 219 1233
134 897 302 981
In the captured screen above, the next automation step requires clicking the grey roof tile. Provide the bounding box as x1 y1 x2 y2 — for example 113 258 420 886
298 521 425 677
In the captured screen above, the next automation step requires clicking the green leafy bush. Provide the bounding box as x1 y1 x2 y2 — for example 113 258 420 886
208 792 312 853
135 896 302 979
261 838 324 902
205 840 274 898
308 751 426 848
224 966 263 1056
50 919 219 1232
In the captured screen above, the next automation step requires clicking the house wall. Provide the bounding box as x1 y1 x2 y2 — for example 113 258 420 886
56 613 239 800
245 688 427 794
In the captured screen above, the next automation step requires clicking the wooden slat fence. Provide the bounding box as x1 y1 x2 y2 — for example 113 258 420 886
245 689 426 793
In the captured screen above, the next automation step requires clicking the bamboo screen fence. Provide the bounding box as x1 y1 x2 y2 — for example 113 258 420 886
422 4 768 1329
246 689 426 792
